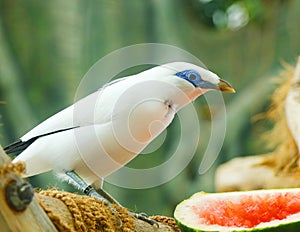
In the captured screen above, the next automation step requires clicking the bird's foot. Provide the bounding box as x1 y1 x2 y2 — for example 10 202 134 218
64 171 158 227
84 185 118 213
90 187 159 227
84 185 124 228
95 186 159 227
92 188 159 227
129 212 159 227
65 171 119 215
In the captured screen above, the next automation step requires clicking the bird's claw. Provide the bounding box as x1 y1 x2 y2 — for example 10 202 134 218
130 212 159 227
64 171 158 227
92 194 119 214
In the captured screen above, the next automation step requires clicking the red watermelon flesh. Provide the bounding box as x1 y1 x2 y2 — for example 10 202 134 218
193 192 300 228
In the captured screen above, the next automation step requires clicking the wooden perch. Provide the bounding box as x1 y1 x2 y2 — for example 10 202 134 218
0 146 57 231
216 57 300 192
0 145 179 231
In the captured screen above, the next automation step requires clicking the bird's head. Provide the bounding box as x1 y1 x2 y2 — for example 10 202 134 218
155 62 235 101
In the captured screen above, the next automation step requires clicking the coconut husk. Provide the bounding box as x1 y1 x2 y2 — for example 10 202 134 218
216 57 300 192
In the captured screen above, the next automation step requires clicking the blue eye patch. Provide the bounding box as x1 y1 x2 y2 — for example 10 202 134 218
175 69 217 89
175 70 201 87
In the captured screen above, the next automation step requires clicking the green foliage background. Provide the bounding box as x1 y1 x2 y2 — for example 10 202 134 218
0 0 300 216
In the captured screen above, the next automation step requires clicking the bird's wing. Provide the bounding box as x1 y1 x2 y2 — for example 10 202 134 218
4 90 106 154
4 75 135 154
4 127 78 154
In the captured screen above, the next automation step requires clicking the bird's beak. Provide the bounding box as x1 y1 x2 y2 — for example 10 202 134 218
217 79 235 93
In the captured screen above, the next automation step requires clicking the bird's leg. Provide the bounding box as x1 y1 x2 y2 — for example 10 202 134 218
64 170 158 226
95 187 121 205
95 187 159 227
129 212 159 227
64 170 116 213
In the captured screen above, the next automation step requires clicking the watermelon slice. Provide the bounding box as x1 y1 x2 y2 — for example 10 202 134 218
174 189 300 231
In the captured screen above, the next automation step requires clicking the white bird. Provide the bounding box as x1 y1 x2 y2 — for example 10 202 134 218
5 62 234 222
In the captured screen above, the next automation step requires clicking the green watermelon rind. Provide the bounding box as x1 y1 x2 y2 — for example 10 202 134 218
174 189 300 232
175 218 300 232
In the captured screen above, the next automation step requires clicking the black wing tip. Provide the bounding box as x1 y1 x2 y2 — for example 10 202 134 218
4 126 79 154
4 139 33 154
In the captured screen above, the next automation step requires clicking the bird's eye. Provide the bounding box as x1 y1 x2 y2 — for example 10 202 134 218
189 73 197 81
175 70 201 87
